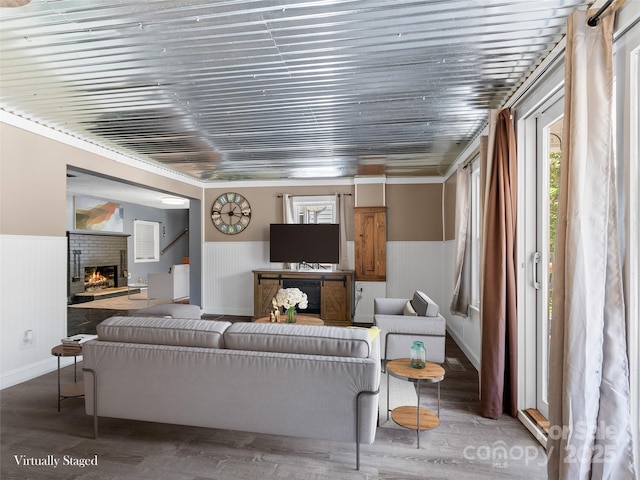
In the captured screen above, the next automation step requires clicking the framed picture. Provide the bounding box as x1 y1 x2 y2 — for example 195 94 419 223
74 196 124 232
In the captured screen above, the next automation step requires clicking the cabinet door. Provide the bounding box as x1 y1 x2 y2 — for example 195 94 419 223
321 279 349 325
254 277 280 317
354 207 386 281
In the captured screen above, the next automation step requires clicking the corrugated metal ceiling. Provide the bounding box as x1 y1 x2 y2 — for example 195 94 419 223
1 0 590 181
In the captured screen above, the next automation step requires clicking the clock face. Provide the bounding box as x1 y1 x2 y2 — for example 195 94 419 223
211 192 251 235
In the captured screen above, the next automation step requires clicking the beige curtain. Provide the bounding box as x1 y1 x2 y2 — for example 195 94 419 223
336 193 349 270
479 108 517 419
547 9 636 479
450 165 471 317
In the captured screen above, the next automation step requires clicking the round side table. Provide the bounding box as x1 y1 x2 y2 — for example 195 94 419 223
386 358 445 448
51 345 84 412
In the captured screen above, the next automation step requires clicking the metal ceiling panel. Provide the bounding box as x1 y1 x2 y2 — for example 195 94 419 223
1 0 590 181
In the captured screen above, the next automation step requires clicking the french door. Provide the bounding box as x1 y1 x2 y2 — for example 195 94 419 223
533 97 563 419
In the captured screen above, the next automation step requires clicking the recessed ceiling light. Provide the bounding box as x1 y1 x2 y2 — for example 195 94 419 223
161 196 186 205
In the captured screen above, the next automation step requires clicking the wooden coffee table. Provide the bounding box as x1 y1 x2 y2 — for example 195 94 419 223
254 315 324 325
386 358 445 448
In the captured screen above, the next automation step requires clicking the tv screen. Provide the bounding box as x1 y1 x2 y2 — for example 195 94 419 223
270 224 340 264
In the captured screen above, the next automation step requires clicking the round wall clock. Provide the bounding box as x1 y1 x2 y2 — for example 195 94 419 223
211 192 251 235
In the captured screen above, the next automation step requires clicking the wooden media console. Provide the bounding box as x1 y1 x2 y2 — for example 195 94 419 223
253 269 354 327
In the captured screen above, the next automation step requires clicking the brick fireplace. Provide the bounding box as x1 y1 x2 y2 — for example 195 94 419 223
68 232 129 303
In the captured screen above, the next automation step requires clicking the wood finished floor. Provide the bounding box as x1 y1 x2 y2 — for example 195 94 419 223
2 313 547 479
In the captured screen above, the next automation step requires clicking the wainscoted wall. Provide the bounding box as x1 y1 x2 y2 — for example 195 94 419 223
0 235 69 389
199 236 483 374
202 241 356 316
202 241 271 316
440 240 481 370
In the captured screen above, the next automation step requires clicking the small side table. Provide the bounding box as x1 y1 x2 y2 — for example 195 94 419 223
386 358 445 448
51 345 84 412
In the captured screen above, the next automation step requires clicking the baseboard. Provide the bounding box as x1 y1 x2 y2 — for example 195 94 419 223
1 356 75 390
445 326 480 371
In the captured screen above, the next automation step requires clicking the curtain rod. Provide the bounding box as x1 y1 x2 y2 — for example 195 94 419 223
587 0 615 26
276 193 352 198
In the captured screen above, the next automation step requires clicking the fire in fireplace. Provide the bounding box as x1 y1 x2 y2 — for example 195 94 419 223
84 266 117 291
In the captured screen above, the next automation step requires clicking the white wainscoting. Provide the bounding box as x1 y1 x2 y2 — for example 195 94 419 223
1 235 69 389
386 241 448 304
202 241 356 317
202 241 271 316
201 239 482 369
353 281 386 324
439 240 481 370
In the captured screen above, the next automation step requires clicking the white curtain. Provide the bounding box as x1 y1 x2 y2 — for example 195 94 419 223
450 165 471 317
336 193 349 271
547 8 636 480
281 194 295 269
282 194 295 223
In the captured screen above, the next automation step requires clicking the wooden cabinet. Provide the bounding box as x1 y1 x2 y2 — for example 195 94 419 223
354 207 386 281
253 270 354 326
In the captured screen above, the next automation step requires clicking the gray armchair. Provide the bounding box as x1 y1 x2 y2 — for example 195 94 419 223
374 291 446 366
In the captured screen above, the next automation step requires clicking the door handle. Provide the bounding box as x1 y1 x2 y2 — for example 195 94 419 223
532 252 541 290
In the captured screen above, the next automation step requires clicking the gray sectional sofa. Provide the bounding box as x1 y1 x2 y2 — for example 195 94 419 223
82 316 380 469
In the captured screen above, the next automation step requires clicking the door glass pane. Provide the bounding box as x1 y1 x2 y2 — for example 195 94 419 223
543 117 563 410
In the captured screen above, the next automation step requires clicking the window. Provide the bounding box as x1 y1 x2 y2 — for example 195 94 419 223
292 195 336 224
134 220 159 263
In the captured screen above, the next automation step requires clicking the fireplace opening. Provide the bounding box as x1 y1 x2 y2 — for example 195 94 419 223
283 279 321 314
84 266 117 291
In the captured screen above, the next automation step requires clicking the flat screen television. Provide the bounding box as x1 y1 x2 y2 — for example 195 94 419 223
270 224 340 264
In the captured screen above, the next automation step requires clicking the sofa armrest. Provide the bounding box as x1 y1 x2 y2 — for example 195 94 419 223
374 313 447 363
374 314 446 336
373 298 409 315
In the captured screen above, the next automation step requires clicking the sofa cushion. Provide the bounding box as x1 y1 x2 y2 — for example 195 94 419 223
403 300 418 316
135 303 202 319
224 322 373 358
97 316 230 348
412 291 440 317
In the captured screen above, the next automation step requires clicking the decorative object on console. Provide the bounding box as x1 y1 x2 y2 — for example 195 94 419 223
273 287 308 323
211 192 251 235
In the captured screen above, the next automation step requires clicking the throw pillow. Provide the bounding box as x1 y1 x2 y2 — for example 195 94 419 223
412 290 440 317
403 300 418 316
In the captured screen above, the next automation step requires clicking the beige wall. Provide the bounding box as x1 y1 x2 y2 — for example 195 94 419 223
444 174 457 241
204 185 356 242
386 183 443 241
1 121 451 243
1 124 68 236
0 122 202 237
355 183 385 207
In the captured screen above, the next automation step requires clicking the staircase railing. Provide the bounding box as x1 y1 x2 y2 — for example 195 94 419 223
160 228 188 255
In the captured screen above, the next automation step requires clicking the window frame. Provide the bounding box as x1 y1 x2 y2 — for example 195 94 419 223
291 195 336 224
134 219 160 263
